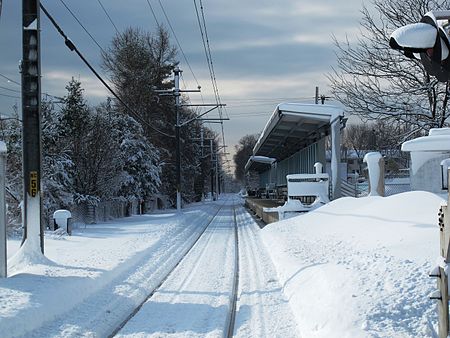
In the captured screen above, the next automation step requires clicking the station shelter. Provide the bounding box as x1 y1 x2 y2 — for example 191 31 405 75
245 103 345 200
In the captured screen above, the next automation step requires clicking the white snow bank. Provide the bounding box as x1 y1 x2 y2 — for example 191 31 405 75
261 191 443 337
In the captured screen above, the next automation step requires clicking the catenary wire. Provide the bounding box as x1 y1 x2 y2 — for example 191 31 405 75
58 0 107 54
157 0 200 87
96 0 120 35
145 0 160 26
0 73 20 86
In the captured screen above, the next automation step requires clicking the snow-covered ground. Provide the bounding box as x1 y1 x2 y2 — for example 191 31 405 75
1 202 221 337
261 191 444 338
0 191 445 337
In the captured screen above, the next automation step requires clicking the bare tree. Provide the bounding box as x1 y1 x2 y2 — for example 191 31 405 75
329 0 450 141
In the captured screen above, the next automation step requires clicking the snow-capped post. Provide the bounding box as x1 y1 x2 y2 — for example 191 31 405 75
0 141 6 278
363 152 385 197
330 117 341 199
314 162 323 174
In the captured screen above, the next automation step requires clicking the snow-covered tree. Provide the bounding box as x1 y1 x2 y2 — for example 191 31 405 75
0 106 23 233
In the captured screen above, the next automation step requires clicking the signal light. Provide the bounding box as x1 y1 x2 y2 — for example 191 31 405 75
390 11 450 82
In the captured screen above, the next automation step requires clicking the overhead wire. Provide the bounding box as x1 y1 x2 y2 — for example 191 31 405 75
0 73 20 86
194 0 228 166
0 85 21 93
145 0 160 26
58 0 107 54
157 0 200 87
0 92 20 99
96 0 120 35
40 3 174 139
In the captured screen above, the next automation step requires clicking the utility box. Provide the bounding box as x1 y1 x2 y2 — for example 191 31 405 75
53 209 72 235
402 128 450 193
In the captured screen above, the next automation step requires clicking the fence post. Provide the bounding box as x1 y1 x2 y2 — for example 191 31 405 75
0 142 6 278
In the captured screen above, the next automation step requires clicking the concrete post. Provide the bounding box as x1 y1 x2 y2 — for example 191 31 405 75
363 152 385 197
330 118 341 199
0 141 7 278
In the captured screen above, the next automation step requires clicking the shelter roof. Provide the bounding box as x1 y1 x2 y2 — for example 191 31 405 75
252 103 344 161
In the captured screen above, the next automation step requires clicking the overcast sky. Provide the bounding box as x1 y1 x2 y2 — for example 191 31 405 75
0 0 371 173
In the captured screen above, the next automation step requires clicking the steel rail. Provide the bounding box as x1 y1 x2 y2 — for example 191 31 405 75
225 198 240 338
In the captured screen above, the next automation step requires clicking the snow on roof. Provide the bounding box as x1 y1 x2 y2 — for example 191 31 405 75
244 155 276 173
402 128 450 152
251 156 276 164
252 103 344 160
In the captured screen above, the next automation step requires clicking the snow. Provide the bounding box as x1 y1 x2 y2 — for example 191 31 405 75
0 141 6 153
0 192 446 337
390 22 436 49
250 156 276 164
402 127 450 152
1 202 221 337
261 191 443 337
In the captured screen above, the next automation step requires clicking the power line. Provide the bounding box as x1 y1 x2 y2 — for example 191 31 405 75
145 0 159 26
157 0 200 87
58 0 106 54
194 0 227 159
40 3 174 139
96 0 120 35
0 85 21 93
0 92 20 99
0 73 20 86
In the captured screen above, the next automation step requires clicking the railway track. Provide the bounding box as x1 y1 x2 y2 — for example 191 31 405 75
109 197 240 337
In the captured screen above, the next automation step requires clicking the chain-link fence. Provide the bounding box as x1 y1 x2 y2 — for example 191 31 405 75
341 176 411 198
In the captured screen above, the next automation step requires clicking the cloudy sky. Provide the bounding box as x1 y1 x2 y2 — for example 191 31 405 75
0 0 371 173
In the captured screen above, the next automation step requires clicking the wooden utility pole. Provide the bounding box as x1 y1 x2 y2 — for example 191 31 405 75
22 0 43 253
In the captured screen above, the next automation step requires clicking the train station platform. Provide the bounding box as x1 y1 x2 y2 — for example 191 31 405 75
244 198 285 224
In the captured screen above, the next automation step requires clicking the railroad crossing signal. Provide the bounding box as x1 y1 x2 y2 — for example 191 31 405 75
390 11 450 82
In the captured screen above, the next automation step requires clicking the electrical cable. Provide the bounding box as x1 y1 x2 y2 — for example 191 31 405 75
58 0 106 54
0 92 20 99
0 73 20 86
145 0 159 26
157 0 200 87
96 0 120 35
40 3 174 139
194 0 228 164
0 85 21 93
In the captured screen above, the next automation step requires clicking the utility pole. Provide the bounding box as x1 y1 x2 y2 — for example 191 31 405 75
155 67 226 211
22 0 43 253
174 67 182 212
210 139 215 200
